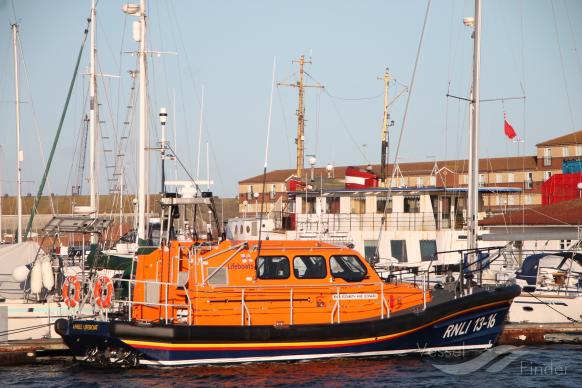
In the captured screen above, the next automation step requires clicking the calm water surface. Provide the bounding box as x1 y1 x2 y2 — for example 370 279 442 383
2 345 580 387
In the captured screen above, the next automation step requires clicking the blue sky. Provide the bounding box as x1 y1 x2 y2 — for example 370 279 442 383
0 0 581 198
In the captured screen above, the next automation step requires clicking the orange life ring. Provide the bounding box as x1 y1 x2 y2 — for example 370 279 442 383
62 276 81 308
94 276 114 309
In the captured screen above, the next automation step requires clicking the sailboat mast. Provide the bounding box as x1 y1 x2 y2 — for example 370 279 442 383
379 69 392 184
11 23 23 244
137 0 148 242
89 0 99 244
467 0 482 263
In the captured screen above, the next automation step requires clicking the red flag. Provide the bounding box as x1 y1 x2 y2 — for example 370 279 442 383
504 114 517 139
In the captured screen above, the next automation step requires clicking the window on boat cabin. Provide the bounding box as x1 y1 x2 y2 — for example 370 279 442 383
420 240 437 262
350 197 365 214
403 196 420 213
560 240 571 249
326 196 340 214
256 256 290 280
302 196 317 214
376 196 392 213
293 256 327 279
390 240 407 262
364 240 379 264
329 255 367 282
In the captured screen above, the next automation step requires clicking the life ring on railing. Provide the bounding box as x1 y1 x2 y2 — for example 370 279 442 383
94 276 114 309
62 276 81 308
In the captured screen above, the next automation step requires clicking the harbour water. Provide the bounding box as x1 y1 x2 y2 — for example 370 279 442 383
2 345 580 387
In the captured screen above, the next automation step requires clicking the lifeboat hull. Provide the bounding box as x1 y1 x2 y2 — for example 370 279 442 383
55 285 520 366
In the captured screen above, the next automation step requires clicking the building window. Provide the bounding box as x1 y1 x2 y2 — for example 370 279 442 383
376 197 392 213
543 148 552 166
390 240 407 262
247 185 253 200
525 194 533 205
269 184 276 200
563 147 569 157
256 256 290 279
461 175 468 185
404 196 420 213
496 174 503 184
293 256 327 279
543 171 552 181
417 177 424 187
524 172 533 190
420 240 437 262
508 195 515 206
429 176 436 186
577 146 582 156
507 173 515 183
350 197 366 214
326 196 340 214
479 174 485 185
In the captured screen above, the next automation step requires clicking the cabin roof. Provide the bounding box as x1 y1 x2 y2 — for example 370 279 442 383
481 199 582 226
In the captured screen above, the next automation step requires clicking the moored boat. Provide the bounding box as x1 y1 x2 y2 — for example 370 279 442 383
55 230 520 366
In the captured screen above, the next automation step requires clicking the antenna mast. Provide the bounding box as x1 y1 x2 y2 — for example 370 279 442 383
378 68 393 184
278 55 323 178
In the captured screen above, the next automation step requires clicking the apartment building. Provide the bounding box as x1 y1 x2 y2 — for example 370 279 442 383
238 130 582 214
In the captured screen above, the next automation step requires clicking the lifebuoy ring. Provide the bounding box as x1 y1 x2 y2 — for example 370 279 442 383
94 276 114 309
62 276 81 308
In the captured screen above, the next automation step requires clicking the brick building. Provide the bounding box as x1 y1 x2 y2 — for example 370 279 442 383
238 130 582 214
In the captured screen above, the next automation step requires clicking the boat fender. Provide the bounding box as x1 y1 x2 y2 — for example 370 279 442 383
11 265 30 282
41 259 55 290
30 262 43 294
62 276 81 308
94 276 114 309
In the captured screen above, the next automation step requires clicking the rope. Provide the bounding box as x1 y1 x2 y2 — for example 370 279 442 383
24 16 91 240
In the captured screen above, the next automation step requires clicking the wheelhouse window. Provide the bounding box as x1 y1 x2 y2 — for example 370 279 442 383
330 255 367 282
420 240 437 261
404 196 420 213
350 197 365 214
390 240 407 262
326 196 340 214
293 256 327 279
376 197 392 213
302 196 317 214
256 256 290 279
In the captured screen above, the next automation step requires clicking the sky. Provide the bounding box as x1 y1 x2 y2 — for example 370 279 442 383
0 0 581 198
